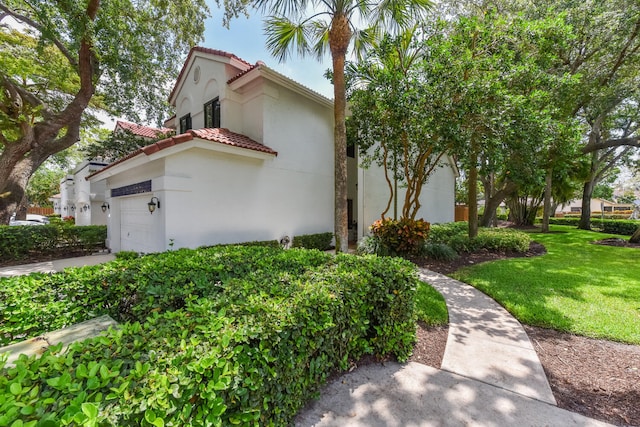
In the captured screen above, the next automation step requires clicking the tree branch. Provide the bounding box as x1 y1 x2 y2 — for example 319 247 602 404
582 136 640 153
0 2 78 67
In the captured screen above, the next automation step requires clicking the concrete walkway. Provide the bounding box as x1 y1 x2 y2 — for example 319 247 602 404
0 253 115 277
294 269 613 426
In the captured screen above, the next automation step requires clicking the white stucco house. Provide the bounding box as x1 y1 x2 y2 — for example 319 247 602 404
88 47 457 253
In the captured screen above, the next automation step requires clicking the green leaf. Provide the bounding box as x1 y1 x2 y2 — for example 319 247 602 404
81 402 98 419
9 383 22 396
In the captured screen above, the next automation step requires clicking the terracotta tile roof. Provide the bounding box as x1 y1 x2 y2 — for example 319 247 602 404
226 61 262 84
87 128 277 180
168 47 253 103
116 121 172 139
190 128 277 155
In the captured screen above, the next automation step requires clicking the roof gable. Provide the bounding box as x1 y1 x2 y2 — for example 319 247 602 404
168 47 253 105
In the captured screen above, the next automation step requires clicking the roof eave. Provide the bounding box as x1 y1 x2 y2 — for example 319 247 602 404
228 65 333 109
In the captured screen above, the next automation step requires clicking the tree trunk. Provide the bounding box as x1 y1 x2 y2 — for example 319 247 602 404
479 181 517 227
541 168 552 233
468 145 479 238
630 226 640 243
0 14 97 224
578 180 594 230
329 14 351 253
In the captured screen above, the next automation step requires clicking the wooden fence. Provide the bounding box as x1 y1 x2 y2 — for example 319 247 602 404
27 207 55 216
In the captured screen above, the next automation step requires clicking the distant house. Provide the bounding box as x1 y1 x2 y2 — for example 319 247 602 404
88 47 457 253
556 198 632 215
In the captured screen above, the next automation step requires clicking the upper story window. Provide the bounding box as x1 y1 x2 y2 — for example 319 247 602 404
179 113 192 134
347 143 355 158
204 98 221 128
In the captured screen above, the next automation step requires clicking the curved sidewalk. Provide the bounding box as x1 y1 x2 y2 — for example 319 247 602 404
295 269 612 426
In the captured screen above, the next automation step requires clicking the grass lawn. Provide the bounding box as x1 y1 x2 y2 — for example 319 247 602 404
415 282 448 325
452 225 640 344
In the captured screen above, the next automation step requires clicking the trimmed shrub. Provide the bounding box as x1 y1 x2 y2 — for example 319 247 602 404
370 218 430 256
548 217 639 235
0 224 106 263
292 232 333 250
0 246 419 426
427 222 530 253
428 222 469 245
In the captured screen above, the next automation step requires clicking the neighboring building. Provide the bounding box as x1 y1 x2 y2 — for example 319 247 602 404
50 193 62 216
89 47 457 253
556 198 629 214
59 121 170 225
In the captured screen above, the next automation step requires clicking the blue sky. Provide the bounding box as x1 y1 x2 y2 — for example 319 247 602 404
203 6 334 99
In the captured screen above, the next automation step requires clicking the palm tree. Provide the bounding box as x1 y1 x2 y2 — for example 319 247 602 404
254 0 433 252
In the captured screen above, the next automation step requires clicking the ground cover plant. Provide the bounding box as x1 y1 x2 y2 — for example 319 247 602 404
0 245 424 426
452 225 640 344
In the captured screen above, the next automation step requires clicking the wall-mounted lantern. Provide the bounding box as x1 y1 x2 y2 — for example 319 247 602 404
148 196 160 214
70 205 76 212
101 202 110 213
82 204 90 212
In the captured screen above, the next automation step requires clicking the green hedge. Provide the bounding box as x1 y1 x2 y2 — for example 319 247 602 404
0 225 107 263
291 232 333 251
561 213 632 220
427 222 530 253
0 246 418 426
548 217 639 235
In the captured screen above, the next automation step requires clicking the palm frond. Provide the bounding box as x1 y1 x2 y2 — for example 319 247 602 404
372 0 434 33
264 16 312 62
352 26 380 61
310 19 330 60
254 0 311 20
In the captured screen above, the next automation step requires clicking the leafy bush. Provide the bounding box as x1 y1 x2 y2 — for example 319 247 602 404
115 251 139 260
562 213 633 220
548 217 639 235
421 243 458 261
370 218 430 256
428 222 470 245
0 246 419 426
428 222 530 253
292 232 333 250
356 235 384 256
0 224 106 263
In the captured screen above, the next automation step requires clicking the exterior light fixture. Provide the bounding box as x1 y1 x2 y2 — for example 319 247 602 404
71 205 76 212
148 196 160 214
82 204 90 212
101 202 110 213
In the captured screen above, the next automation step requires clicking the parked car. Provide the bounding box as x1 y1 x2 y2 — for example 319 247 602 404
9 213 49 226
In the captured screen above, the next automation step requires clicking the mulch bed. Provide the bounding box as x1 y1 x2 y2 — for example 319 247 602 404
411 238 640 426
591 237 640 249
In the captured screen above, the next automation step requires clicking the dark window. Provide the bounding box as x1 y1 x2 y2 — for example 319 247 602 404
204 98 221 128
179 113 192 134
347 143 355 158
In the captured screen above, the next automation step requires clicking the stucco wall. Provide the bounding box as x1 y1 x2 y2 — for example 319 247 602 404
358 156 456 238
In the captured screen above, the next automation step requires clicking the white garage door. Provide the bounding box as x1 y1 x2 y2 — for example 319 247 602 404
120 195 157 253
